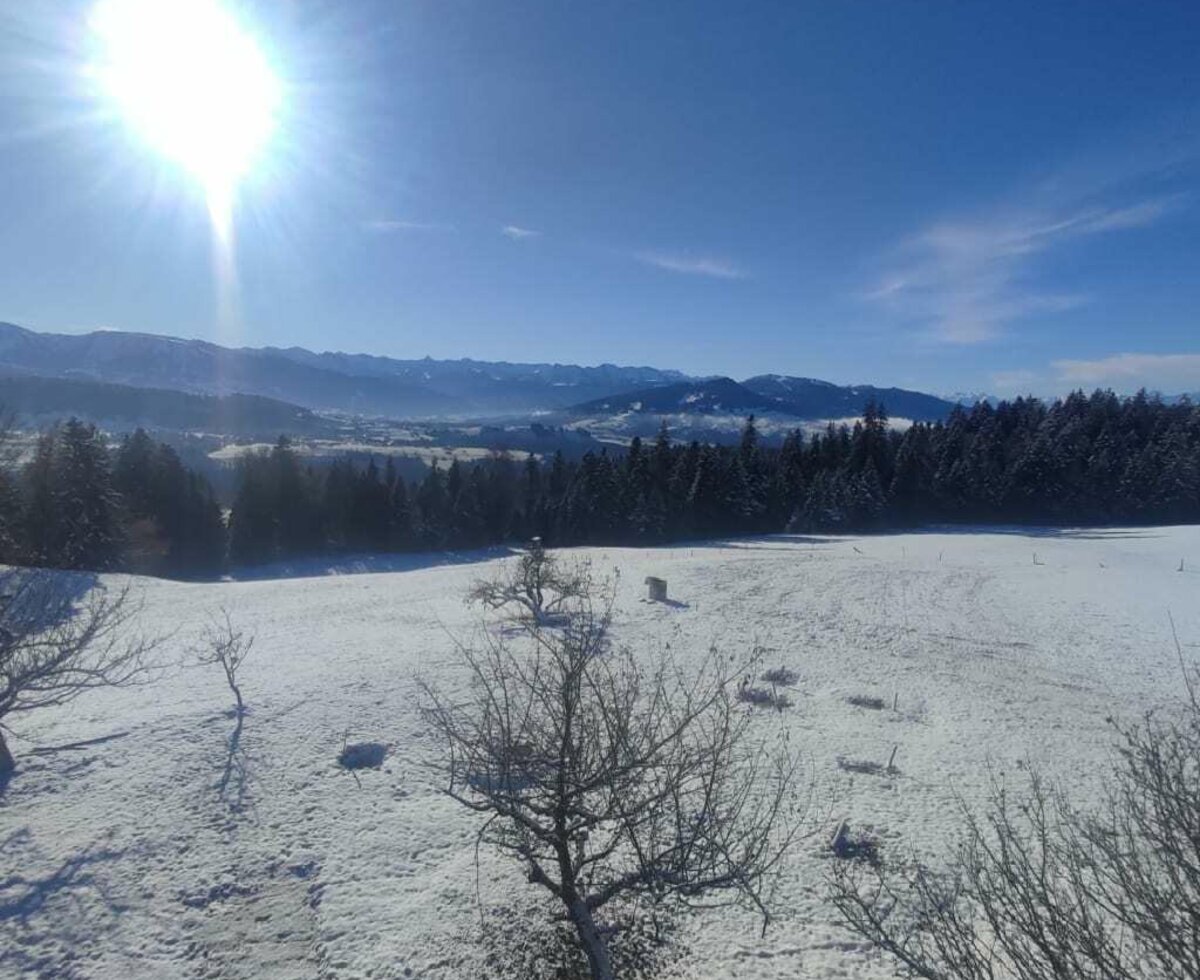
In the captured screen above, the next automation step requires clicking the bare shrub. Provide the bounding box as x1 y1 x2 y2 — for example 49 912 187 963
761 666 799 687
0 572 155 779
338 742 387 770
832 650 1200 980
197 609 253 716
466 538 591 625
830 820 882 867
736 683 793 711
422 565 811 980
194 611 255 807
836 758 888 776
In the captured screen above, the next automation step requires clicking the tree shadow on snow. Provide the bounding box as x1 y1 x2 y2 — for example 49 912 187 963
652 534 844 554
216 711 250 811
898 524 1165 541
644 597 690 610
0 568 101 633
0 840 125 924
227 545 521 582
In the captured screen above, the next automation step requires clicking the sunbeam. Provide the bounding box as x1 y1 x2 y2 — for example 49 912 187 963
88 0 282 340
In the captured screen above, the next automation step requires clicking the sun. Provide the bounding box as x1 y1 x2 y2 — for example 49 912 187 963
90 0 282 228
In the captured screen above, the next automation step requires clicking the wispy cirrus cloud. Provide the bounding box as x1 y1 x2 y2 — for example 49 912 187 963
1053 352 1200 390
363 218 455 233
501 224 541 240
989 368 1042 395
867 193 1185 344
635 251 746 280
985 352 1200 398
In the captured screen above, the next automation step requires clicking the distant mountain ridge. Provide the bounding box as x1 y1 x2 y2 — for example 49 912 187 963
0 323 685 418
569 375 957 422
0 322 958 425
741 374 956 421
569 377 774 417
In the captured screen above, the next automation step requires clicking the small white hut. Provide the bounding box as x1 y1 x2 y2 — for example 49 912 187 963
644 576 668 602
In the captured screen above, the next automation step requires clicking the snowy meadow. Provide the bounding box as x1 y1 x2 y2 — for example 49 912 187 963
2 526 1198 979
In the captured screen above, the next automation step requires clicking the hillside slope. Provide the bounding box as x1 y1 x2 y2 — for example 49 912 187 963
568 377 774 416
742 374 957 421
0 374 335 437
3 527 1196 979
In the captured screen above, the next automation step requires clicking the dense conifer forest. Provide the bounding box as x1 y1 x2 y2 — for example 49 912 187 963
1 389 1197 578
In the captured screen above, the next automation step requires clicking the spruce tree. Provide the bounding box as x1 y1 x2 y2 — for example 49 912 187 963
53 419 122 569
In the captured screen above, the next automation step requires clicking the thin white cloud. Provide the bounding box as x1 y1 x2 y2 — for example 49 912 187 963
989 368 1042 395
867 193 1185 344
501 225 541 240
635 251 746 280
363 219 455 233
1053 352 1200 391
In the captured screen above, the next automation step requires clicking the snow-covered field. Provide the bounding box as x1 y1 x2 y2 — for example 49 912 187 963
3 527 1199 979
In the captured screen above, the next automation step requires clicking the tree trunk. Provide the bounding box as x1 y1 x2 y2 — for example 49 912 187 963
567 894 614 980
0 729 14 780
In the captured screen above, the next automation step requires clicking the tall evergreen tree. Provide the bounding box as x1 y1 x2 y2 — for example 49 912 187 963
48 419 122 569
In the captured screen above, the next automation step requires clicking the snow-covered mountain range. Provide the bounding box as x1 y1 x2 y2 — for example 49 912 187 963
0 322 959 428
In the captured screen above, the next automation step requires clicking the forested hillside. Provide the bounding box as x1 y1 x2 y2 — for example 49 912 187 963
0 373 333 436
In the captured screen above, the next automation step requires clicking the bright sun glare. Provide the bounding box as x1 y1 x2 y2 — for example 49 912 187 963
91 0 282 229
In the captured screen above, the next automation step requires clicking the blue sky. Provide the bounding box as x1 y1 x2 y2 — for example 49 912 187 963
1 0 1198 396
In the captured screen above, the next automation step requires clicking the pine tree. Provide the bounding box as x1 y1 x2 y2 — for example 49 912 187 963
416 462 450 547
482 452 518 544
270 436 316 557
52 419 123 569
387 461 414 551
113 429 158 518
350 457 391 550
21 430 59 565
229 451 275 566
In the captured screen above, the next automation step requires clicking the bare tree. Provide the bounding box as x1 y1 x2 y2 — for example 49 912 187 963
197 609 254 716
422 566 810 980
466 538 591 625
0 572 155 778
831 644 1200 980
195 611 255 809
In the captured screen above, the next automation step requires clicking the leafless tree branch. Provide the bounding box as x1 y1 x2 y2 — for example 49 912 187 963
423 560 812 980
831 632 1200 980
196 608 253 716
466 538 593 626
0 571 157 778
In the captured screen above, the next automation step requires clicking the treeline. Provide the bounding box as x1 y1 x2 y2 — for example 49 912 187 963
226 389 1199 567
0 390 1197 577
0 421 224 577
